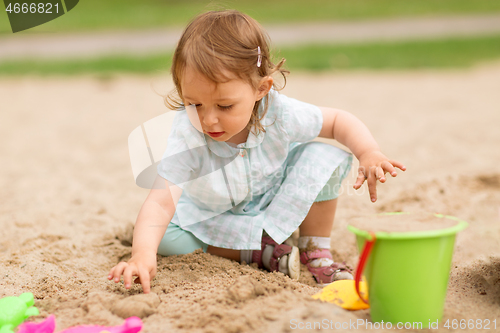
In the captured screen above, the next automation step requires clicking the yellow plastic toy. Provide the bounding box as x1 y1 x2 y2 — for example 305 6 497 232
312 279 369 311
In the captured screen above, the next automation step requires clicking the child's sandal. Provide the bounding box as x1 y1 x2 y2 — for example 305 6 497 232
252 236 301 280
300 249 353 287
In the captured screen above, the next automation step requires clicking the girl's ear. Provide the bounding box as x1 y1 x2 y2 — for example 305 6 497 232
256 76 274 101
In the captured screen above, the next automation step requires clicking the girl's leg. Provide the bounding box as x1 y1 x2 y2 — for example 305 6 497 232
297 162 353 285
209 244 300 279
299 198 337 237
300 157 343 237
158 224 298 278
157 223 209 255
158 222 242 260
207 246 240 261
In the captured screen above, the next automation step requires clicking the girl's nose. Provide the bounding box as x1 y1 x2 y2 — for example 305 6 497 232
202 107 218 126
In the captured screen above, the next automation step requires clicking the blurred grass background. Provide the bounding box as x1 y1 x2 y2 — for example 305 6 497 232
1 0 500 75
2 35 500 76
2 0 500 33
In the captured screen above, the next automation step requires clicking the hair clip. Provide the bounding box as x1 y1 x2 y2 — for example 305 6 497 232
257 46 262 68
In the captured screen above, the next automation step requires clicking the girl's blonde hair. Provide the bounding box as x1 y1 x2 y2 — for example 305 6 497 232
165 10 289 135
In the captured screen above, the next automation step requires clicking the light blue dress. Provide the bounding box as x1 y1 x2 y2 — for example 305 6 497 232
157 89 352 250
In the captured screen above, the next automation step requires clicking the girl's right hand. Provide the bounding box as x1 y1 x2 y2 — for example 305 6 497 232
107 251 157 293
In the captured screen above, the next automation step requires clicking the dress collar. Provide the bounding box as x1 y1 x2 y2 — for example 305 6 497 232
205 103 268 157
205 128 265 157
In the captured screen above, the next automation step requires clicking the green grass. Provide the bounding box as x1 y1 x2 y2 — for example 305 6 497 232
282 36 500 71
2 0 500 34
0 54 172 76
1 35 500 76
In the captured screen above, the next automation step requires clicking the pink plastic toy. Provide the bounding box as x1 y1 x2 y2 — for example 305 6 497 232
16 315 55 333
16 315 142 333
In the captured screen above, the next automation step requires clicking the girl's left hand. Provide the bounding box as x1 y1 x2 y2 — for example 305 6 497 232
353 150 406 202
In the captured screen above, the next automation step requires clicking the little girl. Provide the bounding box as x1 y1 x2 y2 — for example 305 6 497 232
108 10 405 293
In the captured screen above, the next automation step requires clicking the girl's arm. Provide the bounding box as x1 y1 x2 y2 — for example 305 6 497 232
108 176 182 293
132 179 182 256
318 107 406 202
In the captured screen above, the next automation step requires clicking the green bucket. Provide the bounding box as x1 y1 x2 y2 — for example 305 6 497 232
348 213 468 328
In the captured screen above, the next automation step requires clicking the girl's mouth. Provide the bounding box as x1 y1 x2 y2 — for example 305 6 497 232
208 131 225 138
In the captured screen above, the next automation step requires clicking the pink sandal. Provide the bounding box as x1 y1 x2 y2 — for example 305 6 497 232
300 249 353 287
252 236 301 280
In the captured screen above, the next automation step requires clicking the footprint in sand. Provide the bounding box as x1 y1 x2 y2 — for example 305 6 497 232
227 276 266 302
110 293 161 319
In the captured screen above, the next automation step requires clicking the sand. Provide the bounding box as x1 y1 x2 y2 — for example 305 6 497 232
1 62 500 332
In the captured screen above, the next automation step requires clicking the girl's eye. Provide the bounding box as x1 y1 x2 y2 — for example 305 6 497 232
218 105 233 110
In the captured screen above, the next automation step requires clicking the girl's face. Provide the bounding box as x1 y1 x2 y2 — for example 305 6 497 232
181 65 272 145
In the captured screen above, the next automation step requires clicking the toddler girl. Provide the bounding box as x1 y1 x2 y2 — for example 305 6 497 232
108 10 405 293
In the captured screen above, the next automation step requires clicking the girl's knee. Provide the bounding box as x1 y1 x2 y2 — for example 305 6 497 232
314 157 351 202
157 224 208 256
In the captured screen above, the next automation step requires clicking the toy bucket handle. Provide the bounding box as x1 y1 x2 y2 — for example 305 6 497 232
355 231 376 304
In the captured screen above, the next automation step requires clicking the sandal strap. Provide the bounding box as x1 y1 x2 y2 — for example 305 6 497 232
300 249 353 284
261 235 278 249
307 262 353 285
252 235 281 269
269 244 292 272
300 249 332 264
251 249 263 268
